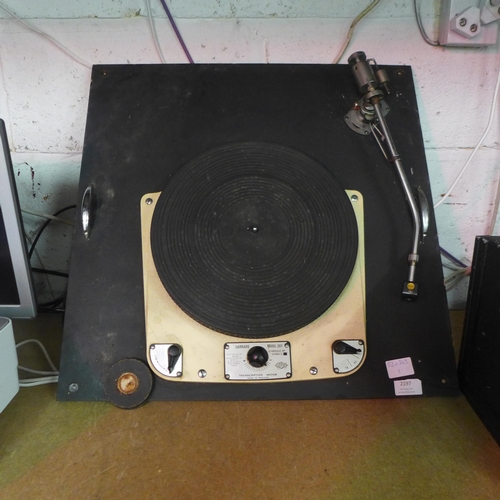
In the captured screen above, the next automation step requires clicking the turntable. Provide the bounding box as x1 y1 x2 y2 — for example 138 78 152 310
58 58 459 406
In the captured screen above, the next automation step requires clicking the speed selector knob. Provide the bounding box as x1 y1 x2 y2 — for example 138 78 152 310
247 346 269 368
167 344 182 373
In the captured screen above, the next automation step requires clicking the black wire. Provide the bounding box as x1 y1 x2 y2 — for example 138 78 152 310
28 205 76 260
27 205 75 313
38 294 66 308
32 267 69 278
159 0 194 64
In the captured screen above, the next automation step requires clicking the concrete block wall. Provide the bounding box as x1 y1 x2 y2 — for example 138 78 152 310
0 0 498 307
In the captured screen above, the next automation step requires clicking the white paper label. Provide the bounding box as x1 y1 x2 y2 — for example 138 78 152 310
394 379 423 396
385 357 415 379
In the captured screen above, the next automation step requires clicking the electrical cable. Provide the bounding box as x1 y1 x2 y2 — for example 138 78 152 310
37 294 66 308
16 338 59 387
146 0 166 63
159 0 194 64
445 266 471 291
439 246 470 292
0 2 92 69
18 366 58 376
486 171 500 235
434 65 500 209
414 0 439 46
16 339 58 371
442 261 463 271
332 0 381 64
28 205 76 260
26 205 74 312
19 376 59 387
439 246 468 268
21 208 74 225
31 267 69 278
24 229 57 303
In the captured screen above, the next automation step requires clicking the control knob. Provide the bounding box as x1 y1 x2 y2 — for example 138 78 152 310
247 346 269 368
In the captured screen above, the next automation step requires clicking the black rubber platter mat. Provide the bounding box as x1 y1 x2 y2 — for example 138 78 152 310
58 64 459 402
151 141 358 338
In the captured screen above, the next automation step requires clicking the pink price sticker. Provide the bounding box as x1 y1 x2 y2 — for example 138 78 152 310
385 357 415 379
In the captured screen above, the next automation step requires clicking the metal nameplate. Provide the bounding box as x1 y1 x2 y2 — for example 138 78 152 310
224 341 292 381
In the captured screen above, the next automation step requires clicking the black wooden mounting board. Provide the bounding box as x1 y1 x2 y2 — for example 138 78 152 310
57 63 459 402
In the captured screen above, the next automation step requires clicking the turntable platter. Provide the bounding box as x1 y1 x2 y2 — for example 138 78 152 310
151 142 358 337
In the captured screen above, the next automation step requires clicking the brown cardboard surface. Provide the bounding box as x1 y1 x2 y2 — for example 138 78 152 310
1 312 500 499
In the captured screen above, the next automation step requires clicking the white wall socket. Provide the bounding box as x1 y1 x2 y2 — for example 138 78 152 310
439 0 499 46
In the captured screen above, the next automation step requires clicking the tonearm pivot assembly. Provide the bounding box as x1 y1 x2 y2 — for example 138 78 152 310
344 51 426 300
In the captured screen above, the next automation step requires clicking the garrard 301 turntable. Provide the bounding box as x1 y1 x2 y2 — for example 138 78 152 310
141 142 366 384
58 55 459 407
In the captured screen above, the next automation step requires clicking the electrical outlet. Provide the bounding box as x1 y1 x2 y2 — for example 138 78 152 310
439 0 499 46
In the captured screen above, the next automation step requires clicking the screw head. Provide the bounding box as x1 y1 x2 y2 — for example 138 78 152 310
225 374 230 380
145 198 153 205
309 367 318 375
286 372 292 378
198 369 207 378
225 343 229 350
459 17 467 27
351 194 359 202
470 24 478 33
176 371 182 377
69 383 79 393
334 368 340 374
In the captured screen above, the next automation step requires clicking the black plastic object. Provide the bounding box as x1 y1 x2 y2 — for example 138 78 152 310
333 341 362 355
402 281 419 300
247 346 269 368
57 64 458 402
167 345 182 374
459 236 500 445
151 142 358 338
105 359 153 409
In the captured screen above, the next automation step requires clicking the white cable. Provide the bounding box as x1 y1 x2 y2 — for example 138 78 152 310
22 208 75 226
19 376 59 387
434 65 500 209
146 0 166 63
332 0 381 64
18 366 58 376
442 261 463 271
444 266 471 291
486 172 500 235
0 2 92 69
16 338 58 372
414 0 439 46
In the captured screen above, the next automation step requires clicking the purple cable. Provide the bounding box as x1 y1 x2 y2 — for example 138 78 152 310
439 246 468 268
159 0 194 64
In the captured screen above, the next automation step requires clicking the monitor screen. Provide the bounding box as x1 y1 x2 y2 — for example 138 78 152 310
0 119 36 318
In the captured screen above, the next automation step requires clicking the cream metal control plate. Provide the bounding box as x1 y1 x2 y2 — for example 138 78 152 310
141 190 367 383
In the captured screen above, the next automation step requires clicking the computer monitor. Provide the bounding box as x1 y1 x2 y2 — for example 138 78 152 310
0 119 36 318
